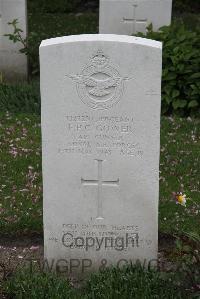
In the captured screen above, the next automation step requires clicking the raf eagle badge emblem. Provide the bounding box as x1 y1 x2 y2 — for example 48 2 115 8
68 50 132 110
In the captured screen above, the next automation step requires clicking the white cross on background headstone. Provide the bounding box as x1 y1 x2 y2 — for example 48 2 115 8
100 0 172 35
81 159 119 220
123 2 147 34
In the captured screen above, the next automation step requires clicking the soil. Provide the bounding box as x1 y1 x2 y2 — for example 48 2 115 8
0 231 177 282
0 234 43 281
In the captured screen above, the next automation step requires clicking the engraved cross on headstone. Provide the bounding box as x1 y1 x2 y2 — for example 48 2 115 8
81 159 119 220
123 2 147 34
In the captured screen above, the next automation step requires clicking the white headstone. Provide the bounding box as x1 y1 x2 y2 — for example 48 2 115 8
99 0 172 35
40 34 162 277
0 0 27 81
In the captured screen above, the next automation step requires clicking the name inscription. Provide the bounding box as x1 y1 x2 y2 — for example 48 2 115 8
58 114 143 157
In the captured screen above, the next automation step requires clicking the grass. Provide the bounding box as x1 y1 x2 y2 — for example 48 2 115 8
0 81 40 113
159 116 200 234
2 265 186 299
0 112 199 236
0 113 42 235
82 265 185 299
3 266 76 299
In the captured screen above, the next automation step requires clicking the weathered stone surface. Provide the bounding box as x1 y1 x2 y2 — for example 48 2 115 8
40 34 162 277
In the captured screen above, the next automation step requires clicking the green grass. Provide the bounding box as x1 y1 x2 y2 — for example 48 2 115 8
3 265 186 299
159 117 200 235
0 113 42 235
82 265 185 299
0 113 199 236
0 81 40 113
3 266 76 299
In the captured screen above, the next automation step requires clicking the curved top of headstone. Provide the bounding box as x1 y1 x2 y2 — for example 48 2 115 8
40 34 162 49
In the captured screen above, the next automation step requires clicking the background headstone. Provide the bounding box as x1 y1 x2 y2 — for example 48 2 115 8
99 0 172 35
0 0 28 81
40 34 162 277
